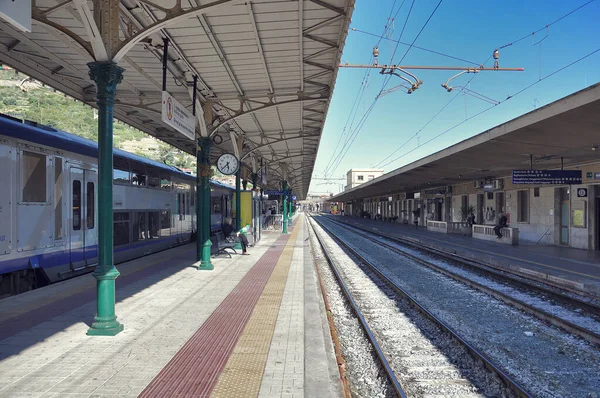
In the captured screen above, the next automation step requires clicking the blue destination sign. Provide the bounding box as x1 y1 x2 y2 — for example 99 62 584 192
264 190 284 195
512 170 582 185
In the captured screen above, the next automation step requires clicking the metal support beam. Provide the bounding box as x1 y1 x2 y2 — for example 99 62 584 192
212 96 327 134
86 61 124 336
308 0 346 15
113 0 242 62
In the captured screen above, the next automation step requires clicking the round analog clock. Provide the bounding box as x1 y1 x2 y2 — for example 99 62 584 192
216 153 239 175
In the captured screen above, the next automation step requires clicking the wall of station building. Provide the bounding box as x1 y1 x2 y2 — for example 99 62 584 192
346 163 600 250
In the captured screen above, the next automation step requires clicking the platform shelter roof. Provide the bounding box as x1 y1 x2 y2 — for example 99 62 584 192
332 82 600 202
0 0 355 200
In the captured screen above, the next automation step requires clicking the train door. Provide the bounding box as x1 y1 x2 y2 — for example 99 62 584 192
69 167 97 268
0 142 11 256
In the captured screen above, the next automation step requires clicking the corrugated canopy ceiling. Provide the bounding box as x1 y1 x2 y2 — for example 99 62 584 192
0 0 355 199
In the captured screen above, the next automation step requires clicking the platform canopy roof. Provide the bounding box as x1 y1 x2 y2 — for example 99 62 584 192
0 0 355 199
332 82 600 202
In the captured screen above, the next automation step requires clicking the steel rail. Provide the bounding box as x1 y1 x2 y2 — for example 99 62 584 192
310 214 532 398
326 217 600 346
331 217 600 313
306 217 407 398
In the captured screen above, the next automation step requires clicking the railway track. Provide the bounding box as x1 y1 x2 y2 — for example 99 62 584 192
326 215 600 346
307 215 531 398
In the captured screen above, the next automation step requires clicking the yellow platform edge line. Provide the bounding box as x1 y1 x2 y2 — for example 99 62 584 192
211 220 302 398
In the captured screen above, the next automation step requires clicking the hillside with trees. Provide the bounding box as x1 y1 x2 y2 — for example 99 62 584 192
0 67 197 170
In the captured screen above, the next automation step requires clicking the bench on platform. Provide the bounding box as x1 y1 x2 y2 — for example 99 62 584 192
213 232 238 257
472 224 519 245
427 220 448 233
427 220 474 236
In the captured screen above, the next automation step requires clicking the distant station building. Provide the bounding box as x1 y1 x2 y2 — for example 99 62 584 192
346 169 384 191
333 83 600 250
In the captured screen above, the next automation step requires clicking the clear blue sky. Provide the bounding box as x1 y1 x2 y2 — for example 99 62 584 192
309 0 600 195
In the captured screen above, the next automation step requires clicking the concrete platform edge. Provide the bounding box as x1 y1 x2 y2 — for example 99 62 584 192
401 232 600 296
303 220 345 398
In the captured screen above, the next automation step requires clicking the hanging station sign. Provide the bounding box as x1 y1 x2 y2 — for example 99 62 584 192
161 91 196 140
263 190 284 196
512 170 582 185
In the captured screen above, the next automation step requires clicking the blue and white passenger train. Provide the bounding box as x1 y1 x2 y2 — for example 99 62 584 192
0 114 234 297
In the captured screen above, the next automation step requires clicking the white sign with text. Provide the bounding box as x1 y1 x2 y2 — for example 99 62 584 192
161 91 196 141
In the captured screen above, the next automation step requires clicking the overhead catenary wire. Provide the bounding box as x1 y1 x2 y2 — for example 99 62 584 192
321 1 401 178
378 47 600 170
326 0 442 178
350 27 480 66
374 0 596 169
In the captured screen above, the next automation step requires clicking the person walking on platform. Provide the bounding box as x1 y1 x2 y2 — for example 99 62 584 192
494 212 508 239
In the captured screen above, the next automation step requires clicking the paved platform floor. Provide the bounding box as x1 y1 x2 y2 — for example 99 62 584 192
0 214 343 398
335 214 600 295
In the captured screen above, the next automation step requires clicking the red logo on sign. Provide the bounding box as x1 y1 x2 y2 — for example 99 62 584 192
167 97 173 120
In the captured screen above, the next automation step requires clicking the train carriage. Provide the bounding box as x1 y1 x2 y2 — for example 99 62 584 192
0 114 234 297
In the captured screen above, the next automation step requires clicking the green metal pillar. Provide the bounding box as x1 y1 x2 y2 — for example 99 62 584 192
288 200 293 226
87 62 124 336
282 180 288 234
197 138 213 270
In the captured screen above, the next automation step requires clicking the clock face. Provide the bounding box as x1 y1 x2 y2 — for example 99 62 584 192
216 153 239 175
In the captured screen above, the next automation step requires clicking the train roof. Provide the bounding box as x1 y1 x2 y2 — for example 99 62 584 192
0 114 234 190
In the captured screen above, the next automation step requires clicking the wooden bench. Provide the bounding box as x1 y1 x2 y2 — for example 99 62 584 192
213 232 238 258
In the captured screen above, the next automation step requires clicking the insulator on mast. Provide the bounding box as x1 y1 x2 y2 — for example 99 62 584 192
493 49 499 69
373 46 379 65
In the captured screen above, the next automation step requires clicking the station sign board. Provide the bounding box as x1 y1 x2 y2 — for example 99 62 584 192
512 170 582 185
263 190 284 196
0 0 31 32
161 91 195 140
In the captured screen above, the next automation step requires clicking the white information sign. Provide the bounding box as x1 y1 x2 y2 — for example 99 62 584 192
161 91 196 140
0 0 31 32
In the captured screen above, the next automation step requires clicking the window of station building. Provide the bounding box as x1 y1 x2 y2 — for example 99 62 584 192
54 157 63 239
113 158 130 185
517 190 529 223
487 192 494 200
22 150 47 203
534 187 540 197
131 165 146 187
72 180 81 231
148 211 160 239
87 182 95 229
160 176 171 191
114 212 130 246
368 175 375 181
357 175 364 181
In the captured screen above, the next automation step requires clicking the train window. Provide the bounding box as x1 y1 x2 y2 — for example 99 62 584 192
212 196 221 213
148 211 160 239
54 157 63 239
148 176 159 188
131 165 146 187
72 180 81 231
22 150 47 203
190 186 195 207
160 210 171 237
160 177 171 191
87 182 95 229
133 212 146 242
113 212 130 246
113 158 130 185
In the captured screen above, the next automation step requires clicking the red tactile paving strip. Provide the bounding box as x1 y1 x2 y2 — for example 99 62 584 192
139 231 293 398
